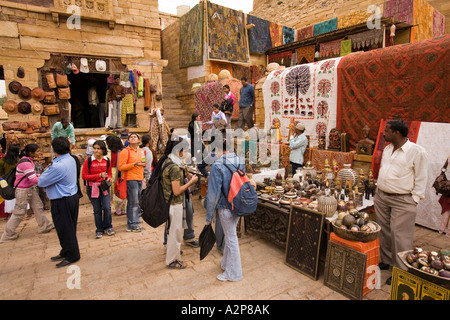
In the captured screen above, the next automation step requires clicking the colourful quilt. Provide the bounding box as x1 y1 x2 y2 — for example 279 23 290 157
432 9 445 38
313 18 337 36
296 26 313 41
194 82 223 130
270 22 283 47
337 35 450 149
263 57 343 147
383 0 414 25
283 26 296 44
207 2 249 63
247 15 272 54
179 3 204 68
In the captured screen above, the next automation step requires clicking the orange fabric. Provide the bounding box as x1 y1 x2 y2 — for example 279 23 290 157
118 146 145 181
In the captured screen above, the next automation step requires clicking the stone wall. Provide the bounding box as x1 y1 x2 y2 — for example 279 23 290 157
252 0 450 34
0 0 167 155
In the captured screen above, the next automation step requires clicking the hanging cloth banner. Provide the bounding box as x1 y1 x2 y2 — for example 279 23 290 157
347 28 384 50
270 22 283 47
320 38 344 58
340 39 352 56
313 18 338 36
296 25 314 41
295 45 315 64
283 26 296 45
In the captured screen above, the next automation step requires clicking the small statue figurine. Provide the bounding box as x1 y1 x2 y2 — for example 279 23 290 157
356 124 375 155
272 118 282 142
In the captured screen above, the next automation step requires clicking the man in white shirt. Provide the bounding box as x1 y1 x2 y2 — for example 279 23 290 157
374 120 428 285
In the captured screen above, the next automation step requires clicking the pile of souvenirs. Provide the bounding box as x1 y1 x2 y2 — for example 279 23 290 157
256 159 376 216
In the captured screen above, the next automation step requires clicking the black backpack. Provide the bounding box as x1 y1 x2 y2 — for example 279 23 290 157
140 157 174 228
0 158 32 200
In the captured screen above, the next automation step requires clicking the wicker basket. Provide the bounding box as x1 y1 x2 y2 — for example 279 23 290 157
331 220 381 243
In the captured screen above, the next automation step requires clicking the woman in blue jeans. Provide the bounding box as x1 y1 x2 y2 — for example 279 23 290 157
205 130 244 282
118 133 146 232
82 140 114 239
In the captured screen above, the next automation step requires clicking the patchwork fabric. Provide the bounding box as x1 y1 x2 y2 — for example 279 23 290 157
207 2 249 63
194 82 224 130
247 15 272 54
263 57 343 147
296 26 314 41
433 9 445 38
283 26 296 44
383 0 414 25
179 3 204 68
337 35 450 149
313 18 337 36
270 22 283 48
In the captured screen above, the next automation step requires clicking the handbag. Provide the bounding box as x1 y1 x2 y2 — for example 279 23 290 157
114 149 130 200
58 87 71 100
433 159 450 197
44 91 56 103
46 73 56 89
56 74 69 87
100 179 111 192
44 104 60 116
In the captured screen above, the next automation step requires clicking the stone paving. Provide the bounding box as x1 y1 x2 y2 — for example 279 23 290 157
0 197 448 300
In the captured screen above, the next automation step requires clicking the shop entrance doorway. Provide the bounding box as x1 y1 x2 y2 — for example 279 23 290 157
68 72 108 128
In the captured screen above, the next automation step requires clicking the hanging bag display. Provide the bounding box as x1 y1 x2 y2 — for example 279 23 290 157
44 91 56 103
433 159 450 197
46 73 57 89
56 74 69 87
58 87 71 100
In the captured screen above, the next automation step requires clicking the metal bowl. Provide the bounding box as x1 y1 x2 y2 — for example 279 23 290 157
331 220 381 243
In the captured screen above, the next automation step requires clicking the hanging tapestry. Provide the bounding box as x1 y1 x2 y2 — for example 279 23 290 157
433 9 445 38
337 35 450 148
232 64 250 82
383 0 414 25
347 29 384 50
250 65 266 84
220 78 242 119
247 15 272 54
295 45 315 64
411 0 434 42
268 51 292 67
194 81 223 130
320 38 344 58
283 26 296 44
207 2 249 63
270 22 283 47
313 18 338 36
263 57 343 146
180 3 204 68
296 25 314 41
337 10 372 29
340 39 352 56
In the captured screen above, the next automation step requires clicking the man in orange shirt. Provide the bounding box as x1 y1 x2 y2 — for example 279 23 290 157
118 133 146 232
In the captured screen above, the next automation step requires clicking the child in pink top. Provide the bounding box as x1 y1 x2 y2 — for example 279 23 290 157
0 144 54 243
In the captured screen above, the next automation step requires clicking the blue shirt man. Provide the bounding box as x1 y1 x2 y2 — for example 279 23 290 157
289 122 308 175
38 137 80 267
237 77 255 130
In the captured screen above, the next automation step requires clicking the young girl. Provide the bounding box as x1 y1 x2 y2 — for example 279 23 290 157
207 104 227 129
0 144 54 242
82 140 114 239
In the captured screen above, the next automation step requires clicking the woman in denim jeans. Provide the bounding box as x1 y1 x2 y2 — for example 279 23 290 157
205 130 244 281
118 133 146 232
82 140 114 239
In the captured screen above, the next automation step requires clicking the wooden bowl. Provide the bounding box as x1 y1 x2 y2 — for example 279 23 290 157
332 220 381 243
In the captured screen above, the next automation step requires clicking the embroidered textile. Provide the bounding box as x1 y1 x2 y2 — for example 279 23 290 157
283 26 296 44
247 15 272 54
320 38 344 58
270 22 283 47
180 3 204 68
295 45 315 64
313 18 337 36
207 2 248 63
433 9 445 38
296 26 314 41
263 57 343 147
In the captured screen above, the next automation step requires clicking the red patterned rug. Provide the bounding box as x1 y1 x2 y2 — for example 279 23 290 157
337 35 450 149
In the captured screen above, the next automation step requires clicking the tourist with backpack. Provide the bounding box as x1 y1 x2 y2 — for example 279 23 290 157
0 144 20 220
0 144 54 243
204 130 247 282
160 137 198 269
118 133 146 232
82 140 114 239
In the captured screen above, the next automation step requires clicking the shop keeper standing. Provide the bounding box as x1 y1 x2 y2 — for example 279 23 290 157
118 133 146 232
374 120 428 285
237 77 254 130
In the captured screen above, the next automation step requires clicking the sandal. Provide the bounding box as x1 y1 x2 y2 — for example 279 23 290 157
168 260 187 269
